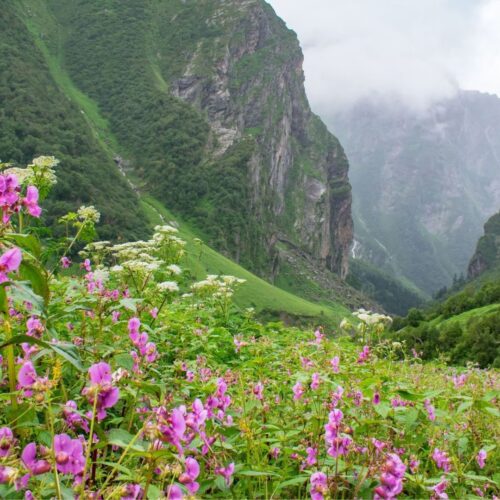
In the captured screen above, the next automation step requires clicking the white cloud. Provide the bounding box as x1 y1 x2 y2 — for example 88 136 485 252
267 0 500 112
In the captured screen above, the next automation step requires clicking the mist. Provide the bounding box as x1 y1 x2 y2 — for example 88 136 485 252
268 0 500 113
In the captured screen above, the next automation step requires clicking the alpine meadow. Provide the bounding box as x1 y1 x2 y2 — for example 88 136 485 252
0 1 498 499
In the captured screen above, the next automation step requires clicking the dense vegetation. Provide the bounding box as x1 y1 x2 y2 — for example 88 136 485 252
347 260 424 315
0 162 499 499
0 3 147 241
390 281 500 367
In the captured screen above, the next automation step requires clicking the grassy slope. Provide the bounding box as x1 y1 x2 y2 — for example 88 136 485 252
141 196 350 323
429 303 500 329
18 2 349 324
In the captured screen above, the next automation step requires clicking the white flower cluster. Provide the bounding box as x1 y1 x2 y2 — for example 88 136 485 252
157 281 180 293
77 205 101 224
4 156 59 187
353 308 392 325
191 274 246 298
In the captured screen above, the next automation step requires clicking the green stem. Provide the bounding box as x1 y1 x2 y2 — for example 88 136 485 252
3 318 17 408
98 419 149 495
47 403 63 500
81 394 99 494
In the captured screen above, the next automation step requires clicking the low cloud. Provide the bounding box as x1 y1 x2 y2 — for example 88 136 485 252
268 0 500 112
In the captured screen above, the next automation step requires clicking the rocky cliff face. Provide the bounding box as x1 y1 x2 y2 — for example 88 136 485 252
330 91 500 293
165 0 352 278
468 211 500 280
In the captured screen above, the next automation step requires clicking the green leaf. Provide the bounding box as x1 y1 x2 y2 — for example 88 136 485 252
238 470 280 477
275 475 310 490
147 485 162 499
374 403 390 418
108 428 147 452
0 335 83 371
8 281 44 314
457 401 473 413
4 233 41 259
19 261 49 307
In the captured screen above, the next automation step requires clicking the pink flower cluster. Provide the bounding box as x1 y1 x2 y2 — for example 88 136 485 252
0 247 22 283
432 448 451 472
357 345 370 364
82 362 120 421
0 173 41 224
128 317 158 367
324 409 351 458
374 453 406 499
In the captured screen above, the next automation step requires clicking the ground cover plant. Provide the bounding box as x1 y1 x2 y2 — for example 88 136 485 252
0 159 499 499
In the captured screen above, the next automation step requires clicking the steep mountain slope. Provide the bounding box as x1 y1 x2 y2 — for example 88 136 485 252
0 2 147 241
0 0 367 320
468 210 500 282
330 92 500 295
41 0 352 281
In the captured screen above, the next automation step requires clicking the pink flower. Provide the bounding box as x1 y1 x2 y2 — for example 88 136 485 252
301 357 314 369
0 427 14 457
432 448 451 472
215 462 235 486
26 317 44 338
330 356 340 373
0 247 22 283
452 374 467 388
150 307 158 319
305 447 317 467
313 329 324 344
144 342 158 363
372 438 387 454
121 484 144 500
82 259 91 272
477 449 487 469
18 361 37 389
166 484 183 500
253 382 264 400
0 174 21 223
23 186 41 217
424 399 436 421
0 466 16 484
374 453 406 499
270 447 280 459
54 434 85 475
310 472 328 500
82 362 120 421
311 373 320 390
373 392 380 405
63 400 89 432
21 443 51 475
293 382 304 401
112 311 121 323
179 457 200 494
357 345 370 364
60 257 71 268
431 477 449 499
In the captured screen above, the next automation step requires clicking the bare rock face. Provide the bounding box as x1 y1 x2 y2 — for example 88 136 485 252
467 211 500 280
169 0 352 278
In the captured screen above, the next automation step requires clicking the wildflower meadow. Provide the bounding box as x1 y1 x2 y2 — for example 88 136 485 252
0 158 498 498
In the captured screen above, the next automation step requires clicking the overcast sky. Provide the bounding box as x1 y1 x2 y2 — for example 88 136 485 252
268 0 500 112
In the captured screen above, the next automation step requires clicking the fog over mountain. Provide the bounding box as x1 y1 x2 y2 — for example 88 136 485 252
269 0 500 112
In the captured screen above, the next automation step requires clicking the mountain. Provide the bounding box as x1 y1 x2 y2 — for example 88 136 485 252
24 0 352 281
1 0 363 317
330 92 500 296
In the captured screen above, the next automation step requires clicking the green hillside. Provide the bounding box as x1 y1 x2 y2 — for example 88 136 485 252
0 0 351 325
140 196 350 324
0 1 147 241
